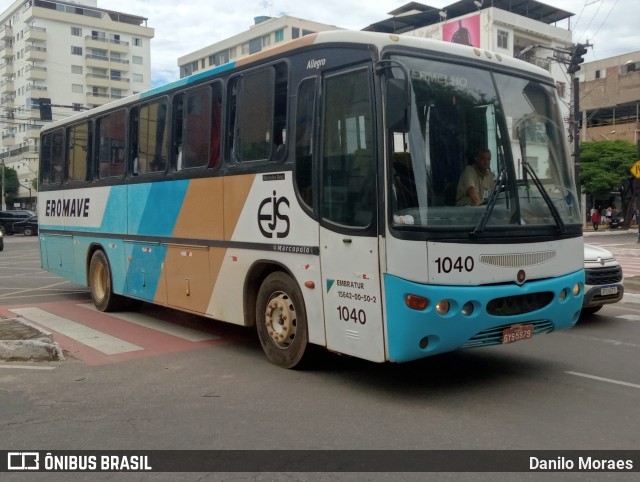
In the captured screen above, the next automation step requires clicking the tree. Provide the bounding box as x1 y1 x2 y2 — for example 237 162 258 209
1 165 18 208
580 139 638 227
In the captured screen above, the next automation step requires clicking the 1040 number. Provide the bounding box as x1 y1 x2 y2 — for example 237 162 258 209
434 256 474 274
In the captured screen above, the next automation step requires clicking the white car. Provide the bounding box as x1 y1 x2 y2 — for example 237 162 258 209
582 243 624 315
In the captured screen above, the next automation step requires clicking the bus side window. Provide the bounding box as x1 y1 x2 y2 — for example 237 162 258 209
294 77 316 208
172 93 184 171
96 109 126 178
229 62 288 163
137 100 169 174
183 85 211 169
40 129 64 185
210 82 222 168
67 121 91 182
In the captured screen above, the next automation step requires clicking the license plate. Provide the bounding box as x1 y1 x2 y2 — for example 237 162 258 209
502 324 534 344
600 286 618 296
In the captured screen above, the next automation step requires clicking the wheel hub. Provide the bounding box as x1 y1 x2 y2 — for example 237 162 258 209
265 292 297 348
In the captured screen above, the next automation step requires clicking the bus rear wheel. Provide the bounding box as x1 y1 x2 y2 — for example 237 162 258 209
89 250 125 312
256 272 309 369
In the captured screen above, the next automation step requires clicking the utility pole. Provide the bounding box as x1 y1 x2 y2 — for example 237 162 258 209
1 160 5 211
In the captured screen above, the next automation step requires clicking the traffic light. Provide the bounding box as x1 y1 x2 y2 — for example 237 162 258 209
568 43 588 74
39 97 52 121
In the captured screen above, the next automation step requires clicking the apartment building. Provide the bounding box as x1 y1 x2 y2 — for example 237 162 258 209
0 0 154 208
578 51 640 144
178 15 339 78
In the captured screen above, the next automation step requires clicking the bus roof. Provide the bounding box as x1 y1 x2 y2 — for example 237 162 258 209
41 30 552 132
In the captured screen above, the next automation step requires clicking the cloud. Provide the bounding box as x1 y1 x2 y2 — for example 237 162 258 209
98 0 636 87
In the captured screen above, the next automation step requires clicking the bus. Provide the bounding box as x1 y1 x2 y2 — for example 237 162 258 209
38 31 584 368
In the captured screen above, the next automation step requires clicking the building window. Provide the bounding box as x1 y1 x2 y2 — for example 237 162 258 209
133 73 143 83
262 34 271 47
556 81 565 98
229 47 237 59
71 65 83 75
71 27 82 36
275 29 284 42
132 55 143 65
292 27 300 39
241 43 249 55
133 37 142 47
497 30 509 50
302 29 315 36
71 46 83 56
72 84 83 93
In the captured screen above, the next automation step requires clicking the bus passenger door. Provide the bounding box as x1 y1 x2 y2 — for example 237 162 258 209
319 66 385 362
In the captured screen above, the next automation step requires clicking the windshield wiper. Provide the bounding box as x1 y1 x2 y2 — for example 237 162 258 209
471 168 506 236
521 159 566 233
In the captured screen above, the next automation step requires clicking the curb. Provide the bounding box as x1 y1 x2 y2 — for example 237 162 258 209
0 317 65 362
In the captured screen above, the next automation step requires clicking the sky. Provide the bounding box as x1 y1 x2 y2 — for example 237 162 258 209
90 0 637 86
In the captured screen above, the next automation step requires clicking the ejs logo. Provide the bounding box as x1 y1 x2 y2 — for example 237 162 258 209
258 191 290 238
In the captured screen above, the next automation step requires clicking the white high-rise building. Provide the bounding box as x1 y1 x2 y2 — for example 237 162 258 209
0 0 154 208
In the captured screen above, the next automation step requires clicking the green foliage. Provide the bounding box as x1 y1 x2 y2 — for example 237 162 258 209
580 140 638 197
1 166 19 207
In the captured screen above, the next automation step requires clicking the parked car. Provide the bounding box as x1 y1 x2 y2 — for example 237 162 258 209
0 210 36 234
609 213 624 229
582 243 624 316
0 228 4 251
12 215 38 236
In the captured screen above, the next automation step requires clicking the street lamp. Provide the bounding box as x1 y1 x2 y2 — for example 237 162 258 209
600 130 616 140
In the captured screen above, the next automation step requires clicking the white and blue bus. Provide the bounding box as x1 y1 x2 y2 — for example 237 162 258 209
38 31 584 368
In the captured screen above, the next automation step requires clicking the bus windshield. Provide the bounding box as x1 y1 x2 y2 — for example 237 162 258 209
388 55 581 234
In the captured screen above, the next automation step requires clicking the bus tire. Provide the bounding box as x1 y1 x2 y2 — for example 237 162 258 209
256 272 309 369
89 250 125 312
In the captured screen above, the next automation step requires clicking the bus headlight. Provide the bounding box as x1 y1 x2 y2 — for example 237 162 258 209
461 302 474 316
435 299 450 315
573 283 582 297
559 289 567 301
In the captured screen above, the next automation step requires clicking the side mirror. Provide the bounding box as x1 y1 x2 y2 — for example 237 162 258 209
385 78 410 133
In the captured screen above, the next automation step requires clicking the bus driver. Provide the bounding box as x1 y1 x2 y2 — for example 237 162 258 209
456 148 495 206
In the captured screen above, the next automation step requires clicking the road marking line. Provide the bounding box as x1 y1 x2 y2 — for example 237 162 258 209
9 307 143 355
77 304 220 342
565 371 640 389
0 365 56 370
616 314 640 321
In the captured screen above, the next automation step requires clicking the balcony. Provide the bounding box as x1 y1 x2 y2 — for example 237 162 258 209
26 84 48 94
25 65 47 81
85 35 130 54
108 38 130 54
0 79 14 94
25 124 44 140
0 25 13 39
25 45 47 62
25 26 47 42
86 72 110 88
0 62 14 77
0 94 15 107
85 54 109 69
109 76 130 90
24 108 41 121
2 132 16 146
1 44 14 59
86 91 111 106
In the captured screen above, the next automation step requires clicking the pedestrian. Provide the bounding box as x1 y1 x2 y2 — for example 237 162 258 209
591 208 600 230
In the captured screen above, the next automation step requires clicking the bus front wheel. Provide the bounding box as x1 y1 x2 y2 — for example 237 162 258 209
89 250 125 312
256 272 309 369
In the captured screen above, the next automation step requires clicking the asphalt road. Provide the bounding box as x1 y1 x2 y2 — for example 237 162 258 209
1 235 639 481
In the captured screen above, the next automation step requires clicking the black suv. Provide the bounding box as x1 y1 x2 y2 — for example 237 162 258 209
0 210 36 234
